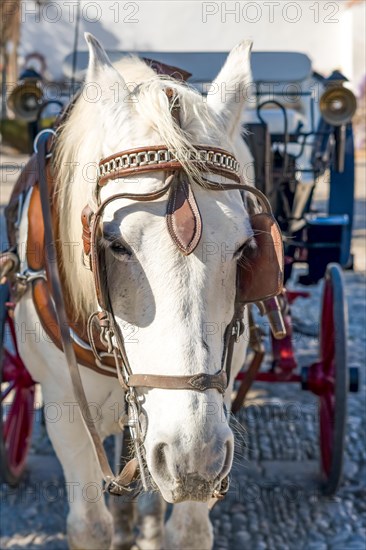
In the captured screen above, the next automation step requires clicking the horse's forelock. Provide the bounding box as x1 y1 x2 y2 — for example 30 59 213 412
54 57 228 320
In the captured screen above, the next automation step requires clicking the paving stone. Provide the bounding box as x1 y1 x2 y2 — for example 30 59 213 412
233 531 251 545
305 544 327 550
346 535 366 547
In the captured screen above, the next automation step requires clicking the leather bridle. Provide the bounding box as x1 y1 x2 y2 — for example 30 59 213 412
35 88 283 504
82 146 245 393
80 144 249 497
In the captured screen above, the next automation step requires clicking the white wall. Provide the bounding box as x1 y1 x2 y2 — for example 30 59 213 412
19 1 364 84
350 1 366 90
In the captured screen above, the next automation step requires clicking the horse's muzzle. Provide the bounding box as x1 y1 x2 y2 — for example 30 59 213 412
148 435 234 503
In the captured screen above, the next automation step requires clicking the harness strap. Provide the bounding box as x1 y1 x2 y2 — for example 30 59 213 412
128 370 227 394
36 134 139 495
201 176 273 214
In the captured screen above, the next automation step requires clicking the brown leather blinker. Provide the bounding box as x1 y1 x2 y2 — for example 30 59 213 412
237 213 284 304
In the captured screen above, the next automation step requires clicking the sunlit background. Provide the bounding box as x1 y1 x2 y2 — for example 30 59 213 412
1 0 365 151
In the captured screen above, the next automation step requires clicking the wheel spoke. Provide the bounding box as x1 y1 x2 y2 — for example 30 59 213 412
3 388 22 441
8 394 25 469
1 285 35 482
3 350 23 382
3 348 18 365
6 314 20 354
1 381 16 402
3 387 35 475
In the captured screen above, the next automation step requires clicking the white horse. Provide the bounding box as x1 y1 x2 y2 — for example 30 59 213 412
15 33 254 549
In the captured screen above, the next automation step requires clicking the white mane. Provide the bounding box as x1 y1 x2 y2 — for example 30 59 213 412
54 56 227 320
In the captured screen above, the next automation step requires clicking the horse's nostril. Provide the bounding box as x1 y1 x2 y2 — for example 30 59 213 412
219 438 234 481
152 443 167 471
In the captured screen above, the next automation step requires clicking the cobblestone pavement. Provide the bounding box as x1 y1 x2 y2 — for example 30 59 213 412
0 151 365 549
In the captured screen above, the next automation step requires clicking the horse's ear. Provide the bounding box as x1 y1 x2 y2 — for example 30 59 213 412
84 33 125 102
206 40 253 138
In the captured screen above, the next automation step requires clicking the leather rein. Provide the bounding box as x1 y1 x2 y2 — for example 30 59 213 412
35 89 276 503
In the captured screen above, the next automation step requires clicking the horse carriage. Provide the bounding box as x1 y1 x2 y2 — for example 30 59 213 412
0 44 359 508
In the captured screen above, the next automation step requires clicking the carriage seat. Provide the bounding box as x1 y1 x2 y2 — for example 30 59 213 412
242 105 315 183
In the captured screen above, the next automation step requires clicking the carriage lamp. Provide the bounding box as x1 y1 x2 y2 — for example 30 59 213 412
7 53 46 117
319 71 357 127
8 74 42 122
319 71 357 173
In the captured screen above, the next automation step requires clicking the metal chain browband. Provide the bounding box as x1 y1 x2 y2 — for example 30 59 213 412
97 145 240 186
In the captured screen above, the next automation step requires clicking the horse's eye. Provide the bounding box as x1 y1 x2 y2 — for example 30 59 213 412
103 236 132 258
237 237 258 265
110 241 130 255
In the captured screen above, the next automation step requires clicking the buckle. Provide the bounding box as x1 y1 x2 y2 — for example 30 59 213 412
16 269 47 284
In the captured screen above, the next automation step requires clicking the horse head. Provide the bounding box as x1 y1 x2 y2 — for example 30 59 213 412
56 33 254 503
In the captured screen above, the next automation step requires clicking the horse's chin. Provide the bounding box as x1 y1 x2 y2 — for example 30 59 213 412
155 474 215 504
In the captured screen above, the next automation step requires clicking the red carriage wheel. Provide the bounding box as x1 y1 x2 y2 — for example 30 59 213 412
0 283 35 485
318 263 348 495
